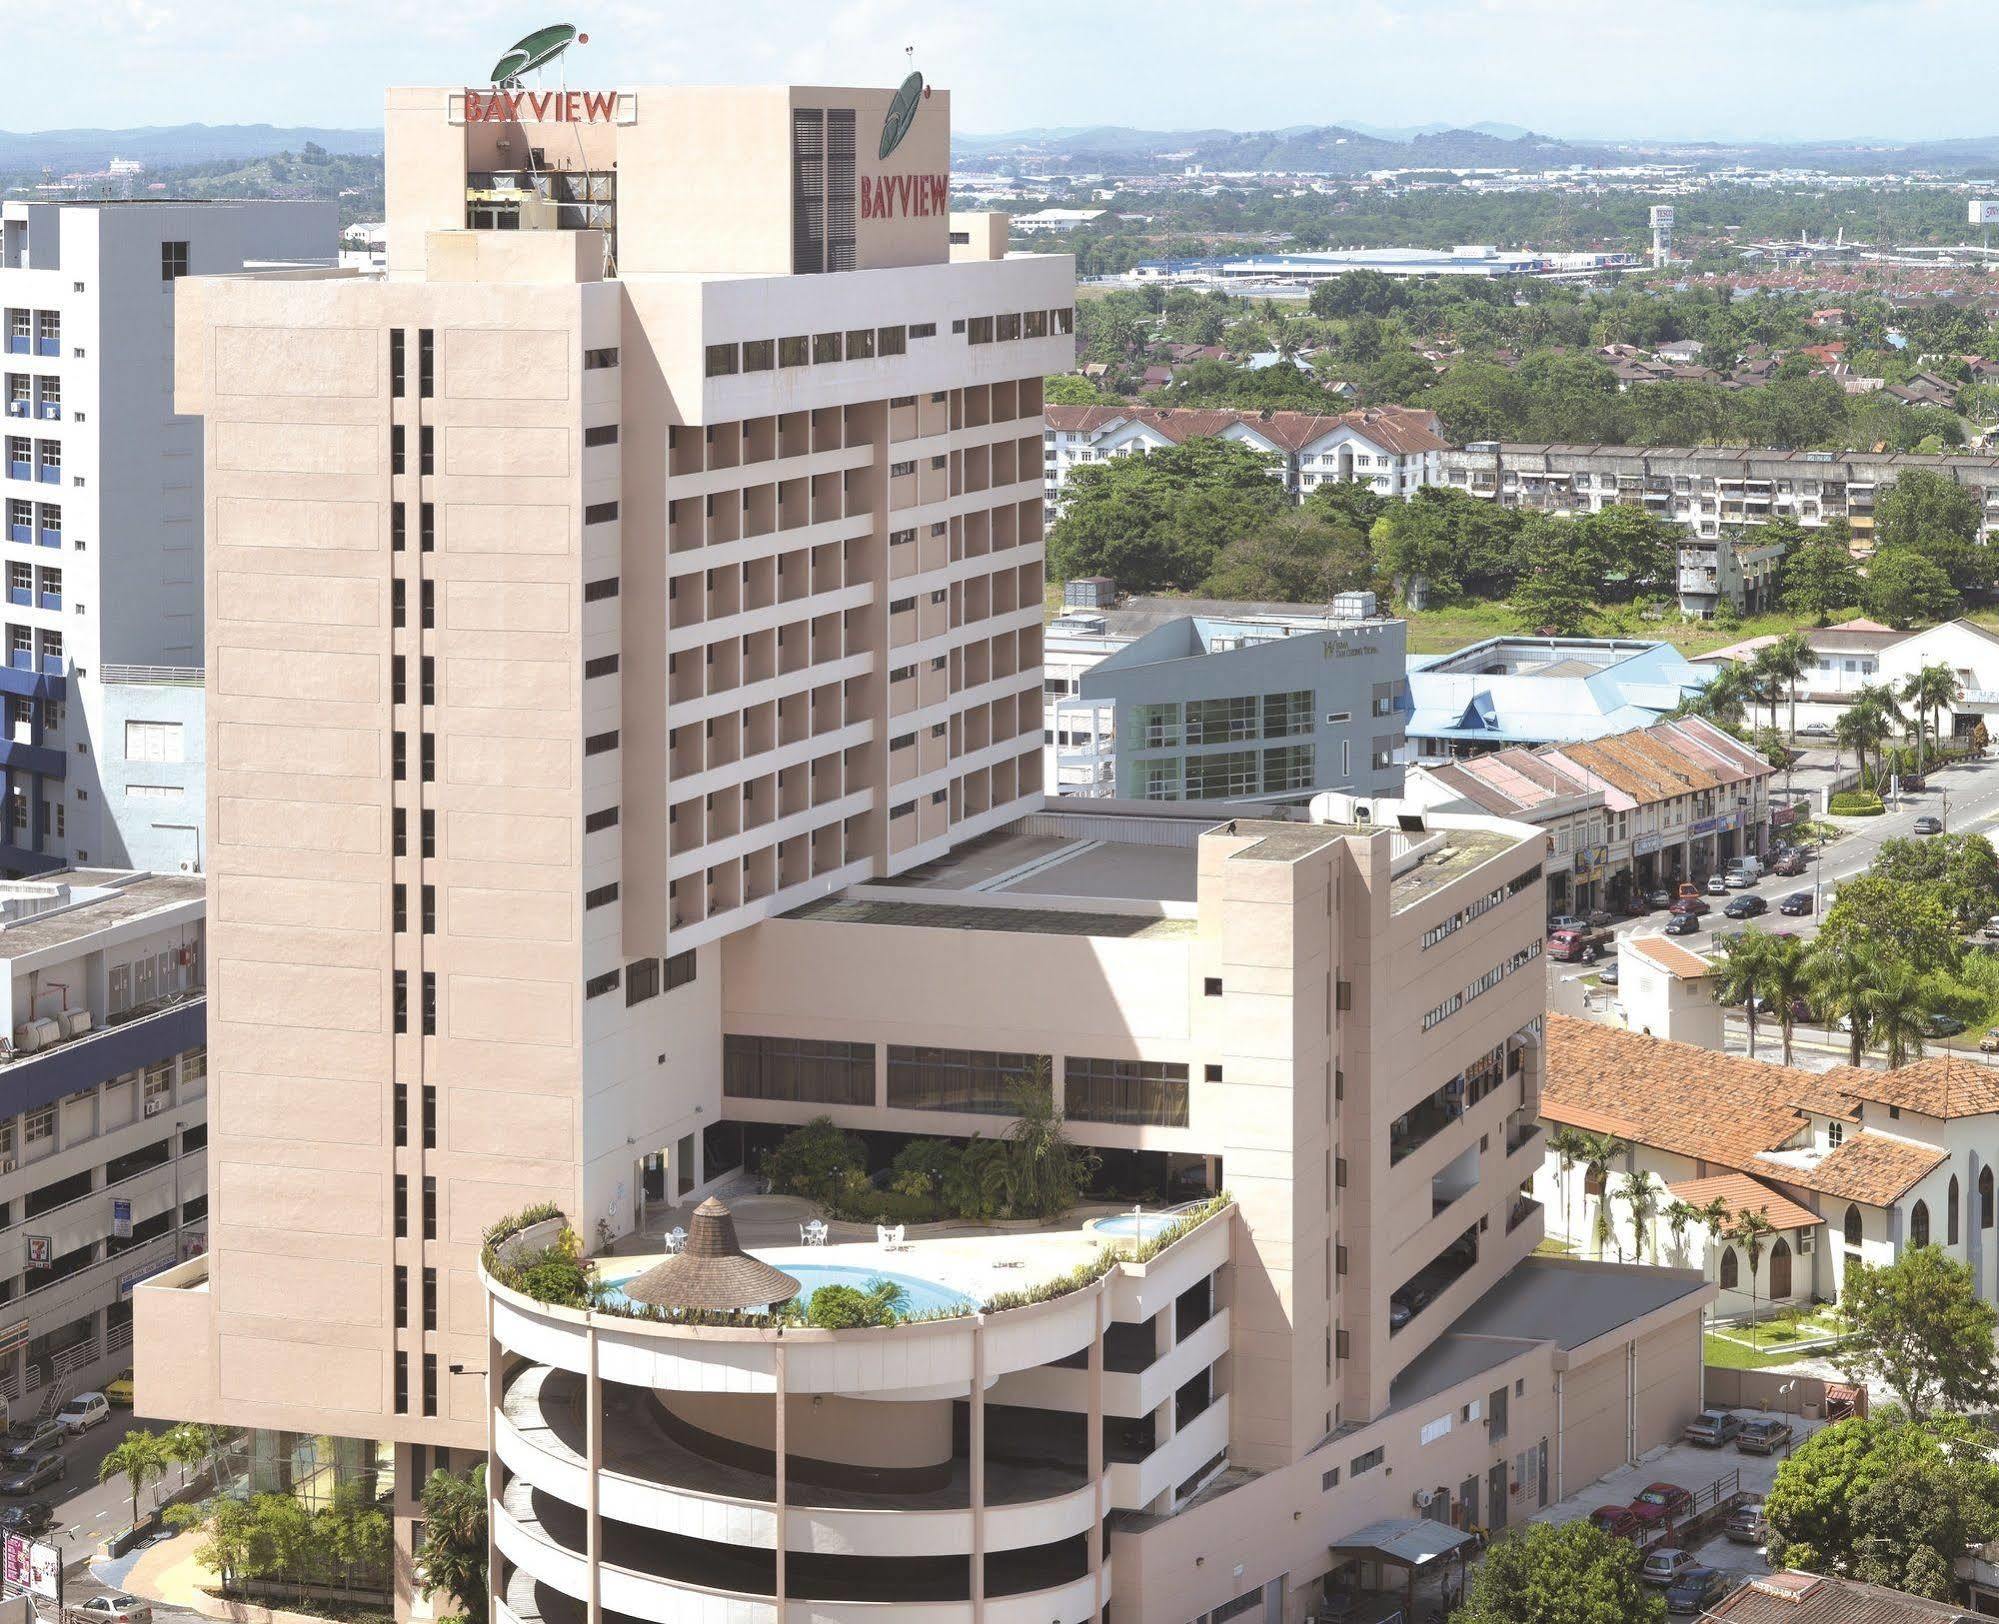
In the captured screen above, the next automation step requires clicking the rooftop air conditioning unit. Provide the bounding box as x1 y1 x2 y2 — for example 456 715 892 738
11 1018 59 1053
143 1098 162 1117
58 1010 90 1039
1413 1488 1436 1509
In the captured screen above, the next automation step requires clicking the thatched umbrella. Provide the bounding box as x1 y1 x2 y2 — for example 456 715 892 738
618 1197 801 1313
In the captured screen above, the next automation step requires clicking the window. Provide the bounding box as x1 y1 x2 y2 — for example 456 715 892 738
1719 1247 1738 1289
1826 1119 1844 1148
584 424 619 447
161 241 189 281
422 971 436 1036
887 1046 1048 1115
423 1085 436 1149
725 1035 874 1105
626 958 661 1005
23 1106 53 1145
877 326 907 357
395 1264 408 1328
1910 1199 1930 1248
665 949 696 991
585 882 619 910
392 502 406 551
1350 1447 1384 1477
1064 1057 1189 1127
585 968 621 999
704 343 739 378
909 322 936 339
585 804 619 833
583 577 620 602
584 653 619 679
583 347 620 371
393 1175 408 1238
1950 1175 1961 1246
391 425 405 474
584 730 619 756
418 328 434 397
420 425 434 475
423 1267 438 1331
422 809 436 857
422 1175 437 1240
393 970 408 1033
967 316 994 345
742 339 774 372
812 332 843 364
779 335 809 367
394 1084 408 1146
394 883 407 933
1264 690 1313 738
1185 695 1261 745
395 1350 408 1414
996 312 1021 341
421 502 435 551
390 329 406 395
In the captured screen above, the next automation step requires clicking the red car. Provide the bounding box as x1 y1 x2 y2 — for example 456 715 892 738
1588 1504 1644 1540
1629 1482 1692 1529
1669 896 1710 918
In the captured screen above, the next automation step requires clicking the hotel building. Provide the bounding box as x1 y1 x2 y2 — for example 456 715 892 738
137 73 1708 1624
0 199 333 876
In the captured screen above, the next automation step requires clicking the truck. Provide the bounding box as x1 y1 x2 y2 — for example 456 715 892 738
1547 926 1613 964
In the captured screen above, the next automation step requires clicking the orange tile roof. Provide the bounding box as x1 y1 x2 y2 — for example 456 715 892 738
1816 1053 1999 1119
1542 1017 1821 1167
1623 936 1711 979
1746 1134 1946 1207
1666 1172 1821 1232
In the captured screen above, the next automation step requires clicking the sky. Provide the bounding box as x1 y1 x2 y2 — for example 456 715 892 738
9 0 1999 144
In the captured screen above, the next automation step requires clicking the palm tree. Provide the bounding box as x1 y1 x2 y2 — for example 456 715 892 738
1755 630 1813 741
99 1430 168 1531
1861 961 1928 1070
1581 1132 1627 1260
1834 703 1878 787
1758 934 1812 1065
417 1462 490 1624
1620 1170 1664 1263
1686 662 1754 730
995 1066 1097 1220
1806 937 1883 1067
1711 930 1771 1058
1854 680 1906 790
1665 1198 1703 1264
1735 1207 1778 1326
1900 661 1962 777
1547 1125 1592 1246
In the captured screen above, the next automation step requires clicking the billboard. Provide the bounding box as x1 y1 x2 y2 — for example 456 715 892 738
1970 201 1999 225
2 1534 59 1601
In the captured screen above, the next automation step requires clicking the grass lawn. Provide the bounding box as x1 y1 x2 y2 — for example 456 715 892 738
1714 1309 1843 1351
1703 1333 1807 1371
1401 602 1862 658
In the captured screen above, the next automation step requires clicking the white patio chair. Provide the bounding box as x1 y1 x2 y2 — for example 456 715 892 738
665 1228 687 1254
876 1224 895 1249
805 1220 829 1246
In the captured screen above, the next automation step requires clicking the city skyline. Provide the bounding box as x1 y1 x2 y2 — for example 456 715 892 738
11 0 1999 149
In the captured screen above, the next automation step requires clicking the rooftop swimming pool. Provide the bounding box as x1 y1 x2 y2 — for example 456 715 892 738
1087 1210 1188 1241
597 1261 974 1318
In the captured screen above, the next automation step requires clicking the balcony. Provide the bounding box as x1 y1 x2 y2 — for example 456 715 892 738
4 521 22 545
0 663 64 702
1389 1050 1506 1167
1507 1196 1542 1235
0 738 65 778
6 583 26 608
34 340 57 361
6 460 26 483
34 404 56 423
3 403 24 420
0 993 203 1124
3 339 24 358
36 591 56 612
34 465 56 487
1389 1224 1479 1338
36 526 58 550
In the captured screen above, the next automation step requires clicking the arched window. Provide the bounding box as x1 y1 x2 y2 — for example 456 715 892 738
1950 1177 1961 1246
1845 1204 1863 1249
1770 1237 1792 1299
1911 1200 1931 1248
1982 1167 1993 1229
1719 1247 1739 1289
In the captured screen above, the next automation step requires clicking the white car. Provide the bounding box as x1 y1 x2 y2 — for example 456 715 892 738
76 1597 151 1624
56 1392 107 1434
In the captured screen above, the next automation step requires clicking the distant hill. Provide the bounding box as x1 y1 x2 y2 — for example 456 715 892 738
0 123 381 171
952 121 1606 175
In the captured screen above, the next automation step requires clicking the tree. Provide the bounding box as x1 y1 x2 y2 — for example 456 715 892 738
1509 531 1598 636
1735 1207 1778 1321
1780 529 1862 621
1664 1199 1702 1265
1899 661 1962 777
1619 1170 1663 1263
1043 373 1115 405
1859 954 1939 1070
1838 1246 1999 1419
1758 934 1812 1066
1580 1132 1626 1259
1874 466 1985 556
1712 931 1772 1058
1753 630 1813 739
1864 549 1959 629
1547 1125 1592 1243
418 1463 489 1624
994 1066 1098 1219
1766 1415 1999 1583
760 1116 868 1208
1200 508 1376 603
806 1277 910 1328
1869 832 1999 928
99 1430 168 1531
1806 937 1884 1066
1456 1518 1664 1624
1683 661 1755 730
1822 871 1964 976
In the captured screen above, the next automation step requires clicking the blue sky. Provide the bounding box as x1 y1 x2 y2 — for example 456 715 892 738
8 0 1995 144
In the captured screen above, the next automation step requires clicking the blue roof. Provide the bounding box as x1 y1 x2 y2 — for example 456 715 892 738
1406 638 1711 747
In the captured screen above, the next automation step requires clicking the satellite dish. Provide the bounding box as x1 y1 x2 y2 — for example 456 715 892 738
880 70 925 160
491 23 588 88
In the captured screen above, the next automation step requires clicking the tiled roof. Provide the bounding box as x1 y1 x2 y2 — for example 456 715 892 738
1041 403 1447 456
1666 1173 1822 1232
1622 936 1711 979
1746 1134 1946 1207
1544 715 1773 808
1816 1053 1999 1119
1712 1570 1970 1622
1542 1017 1818 1167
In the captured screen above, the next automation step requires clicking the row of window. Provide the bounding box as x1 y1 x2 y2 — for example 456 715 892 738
1132 692 1316 750
580 949 697 1005
1137 745 1316 802
1420 941 1544 1034
699 309 1073 381
1419 866 1544 951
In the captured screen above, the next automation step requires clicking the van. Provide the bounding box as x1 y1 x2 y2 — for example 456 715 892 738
1728 856 1763 881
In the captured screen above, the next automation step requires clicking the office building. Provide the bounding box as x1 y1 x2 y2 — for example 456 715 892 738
1404 636 1713 761
1044 404 1445 521
1440 441 1999 559
0 868 204 1418
1043 597 1406 799
0 200 334 878
136 73 1708 1624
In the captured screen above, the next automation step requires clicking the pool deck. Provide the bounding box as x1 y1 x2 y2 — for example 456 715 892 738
598 1192 1198 1309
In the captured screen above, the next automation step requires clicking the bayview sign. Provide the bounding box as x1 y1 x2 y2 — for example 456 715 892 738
463 88 618 124
860 172 950 220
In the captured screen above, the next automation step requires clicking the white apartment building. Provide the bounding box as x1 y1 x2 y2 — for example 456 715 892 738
1043 404 1445 522
0 200 333 878
0 868 205 1417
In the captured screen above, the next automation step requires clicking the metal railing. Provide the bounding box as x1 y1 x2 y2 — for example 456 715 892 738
97 664 203 687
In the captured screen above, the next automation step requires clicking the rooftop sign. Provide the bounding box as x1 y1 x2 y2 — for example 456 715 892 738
880 70 927 160
492 23 587 87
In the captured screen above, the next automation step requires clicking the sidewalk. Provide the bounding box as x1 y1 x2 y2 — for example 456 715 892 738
98 1528 213 1609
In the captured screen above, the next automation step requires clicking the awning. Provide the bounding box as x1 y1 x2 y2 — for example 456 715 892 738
1329 1519 1478 1571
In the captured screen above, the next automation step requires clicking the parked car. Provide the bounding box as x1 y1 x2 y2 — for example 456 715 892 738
1670 896 1711 918
1663 913 1701 937
1983 915 1999 940
1646 889 1675 910
1666 1567 1730 1615
1789 996 1817 1023
1723 869 1757 890
0 1453 63 1496
1548 914 1588 934
1706 874 1731 895
1641 1548 1698 1587
1587 1504 1644 1541
1923 1013 1967 1038
1547 927 1613 964
1772 851 1807 877
0 1500 52 1536
1799 720 1835 738
1723 894 1769 919
1629 1482 1693 1529
1599 962 1620 987
56 1392 107 1435
0 1422 62 1464
104 1368 134 1408
1915 815 1944 835
74 1598 151 1624
1737 1418 1795 1455
1682 1408 1744 1447
1779 892 1814 916
1725 1502 1769 1545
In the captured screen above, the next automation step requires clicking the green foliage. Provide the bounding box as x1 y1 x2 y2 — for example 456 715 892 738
1200 507 1377 603
1779 526 1863 621
1043 373 1115 405
759 1116 869 1208
1827 790 1885 815
804 1277 910 1330
1822 873 1963 977
1863 549 1960 629
181 1483 393 1602
98 1430 169 1530
1456 1517 1664 1624
1869 833 1999 927
1509 527 1599 635
1766 1416 1999 1593
417 1465 488 1624
1837 1245 1999 1419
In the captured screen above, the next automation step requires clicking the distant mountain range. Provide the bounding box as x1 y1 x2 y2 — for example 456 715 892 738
953 121 1999 177
0 123 381 171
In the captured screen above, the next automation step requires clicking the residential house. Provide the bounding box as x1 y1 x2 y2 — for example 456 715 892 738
1616 935 1721 1047
1400 752 1606 915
